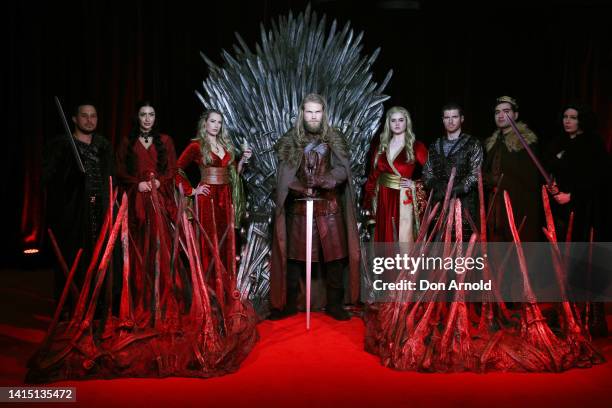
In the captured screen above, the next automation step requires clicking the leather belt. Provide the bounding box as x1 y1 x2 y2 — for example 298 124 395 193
200 166 230 185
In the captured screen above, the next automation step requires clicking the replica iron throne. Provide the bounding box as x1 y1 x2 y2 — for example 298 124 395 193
197 5 392 315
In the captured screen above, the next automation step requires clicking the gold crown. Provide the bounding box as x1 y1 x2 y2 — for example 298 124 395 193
495 95 518 110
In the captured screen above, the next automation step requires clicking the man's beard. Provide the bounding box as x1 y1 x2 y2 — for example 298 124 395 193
304 120 323 135
498 123 511 132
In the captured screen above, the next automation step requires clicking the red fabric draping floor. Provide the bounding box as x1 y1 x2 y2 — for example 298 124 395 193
1 268 611 408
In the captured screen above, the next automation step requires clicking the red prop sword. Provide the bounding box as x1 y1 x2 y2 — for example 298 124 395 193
503 112 553 186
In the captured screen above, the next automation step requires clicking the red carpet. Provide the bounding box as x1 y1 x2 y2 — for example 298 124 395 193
1 268 611 408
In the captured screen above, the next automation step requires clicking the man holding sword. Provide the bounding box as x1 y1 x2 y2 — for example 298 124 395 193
270 93 360 322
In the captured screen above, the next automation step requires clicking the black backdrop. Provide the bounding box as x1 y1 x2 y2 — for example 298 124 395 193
3 0 611 266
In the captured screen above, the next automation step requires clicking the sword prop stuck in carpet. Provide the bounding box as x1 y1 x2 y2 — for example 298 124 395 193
301 150 323 330
297 195 325 330
306 198 313 330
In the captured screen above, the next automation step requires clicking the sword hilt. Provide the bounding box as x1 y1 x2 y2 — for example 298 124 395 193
296 197 326 202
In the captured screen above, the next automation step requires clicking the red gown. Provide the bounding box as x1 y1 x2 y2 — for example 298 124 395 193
117 135 178 223
27 137 260 382
175 141 235 302
363 141 428 242
116 134 178 318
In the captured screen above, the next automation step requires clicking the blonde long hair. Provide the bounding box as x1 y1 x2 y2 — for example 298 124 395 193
294 93 331 145
194 109 235 165
378 106 416 162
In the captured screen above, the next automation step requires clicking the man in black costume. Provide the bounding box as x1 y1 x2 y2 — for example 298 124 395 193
483 96 542 242
43 101 114 305
423 103 483 240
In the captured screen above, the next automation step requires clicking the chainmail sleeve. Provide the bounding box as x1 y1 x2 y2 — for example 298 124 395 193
456 138 483 195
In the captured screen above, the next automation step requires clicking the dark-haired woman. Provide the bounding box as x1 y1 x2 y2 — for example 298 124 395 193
546 104 606 242
116 101 177 317
545 103 608 337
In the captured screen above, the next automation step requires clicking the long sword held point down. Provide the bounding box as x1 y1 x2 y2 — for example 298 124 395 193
306 199 313 331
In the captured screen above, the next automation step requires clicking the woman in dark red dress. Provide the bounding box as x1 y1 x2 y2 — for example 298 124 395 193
176 109 251 304
363 106 428 243
26 106 259 381
116 101 178 319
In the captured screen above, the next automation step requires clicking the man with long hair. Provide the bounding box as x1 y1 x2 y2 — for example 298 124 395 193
270 94 360 321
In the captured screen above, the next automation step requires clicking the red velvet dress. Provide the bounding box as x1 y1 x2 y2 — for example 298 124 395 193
363 141 428 242
116 134 178 318
175 141 234 300
117 135 178 223
27 138 260 382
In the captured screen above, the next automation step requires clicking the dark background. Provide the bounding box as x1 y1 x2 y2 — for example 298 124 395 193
3 0 611 267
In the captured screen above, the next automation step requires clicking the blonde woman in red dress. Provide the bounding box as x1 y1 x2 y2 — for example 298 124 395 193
175 110 251 301
363 106 428 243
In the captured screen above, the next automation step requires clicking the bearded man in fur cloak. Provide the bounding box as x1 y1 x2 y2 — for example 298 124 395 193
483 95 543 242
270 93 360 321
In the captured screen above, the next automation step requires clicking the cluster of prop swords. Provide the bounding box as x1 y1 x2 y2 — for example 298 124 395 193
366 158 603 371
359 111 605 372
50 98 559 335
31 98 256 378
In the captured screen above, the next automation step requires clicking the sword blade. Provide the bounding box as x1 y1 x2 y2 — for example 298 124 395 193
305 199 313 330
54 96 85 173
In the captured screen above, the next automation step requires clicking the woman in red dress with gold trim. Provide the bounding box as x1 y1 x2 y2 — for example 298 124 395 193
363 106 428 243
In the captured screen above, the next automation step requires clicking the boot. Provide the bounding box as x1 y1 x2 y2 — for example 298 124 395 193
268 285 298 320
325 287 350 321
